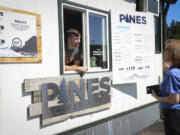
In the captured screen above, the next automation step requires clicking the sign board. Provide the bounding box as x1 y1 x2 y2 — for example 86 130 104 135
0 6 42 63
111 10 154 84
24 76 111 126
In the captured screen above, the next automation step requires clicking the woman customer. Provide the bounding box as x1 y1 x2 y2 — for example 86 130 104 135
152 39 180 135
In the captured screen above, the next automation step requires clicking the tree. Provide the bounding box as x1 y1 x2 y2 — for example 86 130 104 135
167 20 180 39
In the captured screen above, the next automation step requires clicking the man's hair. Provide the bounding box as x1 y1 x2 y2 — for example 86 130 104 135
166 39 180 68
66 29 81 39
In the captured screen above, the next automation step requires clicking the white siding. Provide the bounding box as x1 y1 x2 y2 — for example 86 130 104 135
0 0 163 134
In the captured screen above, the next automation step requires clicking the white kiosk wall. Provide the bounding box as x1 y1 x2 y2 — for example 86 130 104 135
0 0 163 135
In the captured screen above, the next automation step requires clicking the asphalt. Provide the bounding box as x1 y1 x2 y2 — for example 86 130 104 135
134 120 164 135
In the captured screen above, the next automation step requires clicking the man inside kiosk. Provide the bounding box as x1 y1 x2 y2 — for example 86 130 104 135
64 29 88 72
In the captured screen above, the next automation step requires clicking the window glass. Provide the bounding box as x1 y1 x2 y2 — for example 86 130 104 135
148 0 158 15
136 0 144 11
136 0 147 12
89 13 108 69
154 15 161 53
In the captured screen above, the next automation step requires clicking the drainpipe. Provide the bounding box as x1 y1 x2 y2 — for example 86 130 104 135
162 0 177 47
162 1 170 47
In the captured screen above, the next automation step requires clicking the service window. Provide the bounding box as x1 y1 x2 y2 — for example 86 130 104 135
59 2 110 74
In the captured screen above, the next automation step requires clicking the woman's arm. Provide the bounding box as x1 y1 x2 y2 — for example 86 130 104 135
152 91 180 104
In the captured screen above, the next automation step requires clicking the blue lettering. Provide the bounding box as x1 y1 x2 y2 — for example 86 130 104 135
125 14 129 23
119 14 146 25
142 16 147 24
120 14 125 22
136 16 141 24
129 15 135 24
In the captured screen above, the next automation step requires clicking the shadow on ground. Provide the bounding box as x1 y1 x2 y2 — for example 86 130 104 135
134 120 164 135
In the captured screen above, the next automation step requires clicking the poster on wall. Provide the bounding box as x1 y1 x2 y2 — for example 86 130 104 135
0 6 42 63
112 10 154 84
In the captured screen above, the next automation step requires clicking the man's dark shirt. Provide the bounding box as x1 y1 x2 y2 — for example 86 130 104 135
65 46 81 66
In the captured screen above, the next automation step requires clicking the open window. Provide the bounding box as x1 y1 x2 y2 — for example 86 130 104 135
63 7 84 70
59 2 110 74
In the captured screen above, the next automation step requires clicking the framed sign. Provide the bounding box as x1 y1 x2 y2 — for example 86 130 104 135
0 6 42 63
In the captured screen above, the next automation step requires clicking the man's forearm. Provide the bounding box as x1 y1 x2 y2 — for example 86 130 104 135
65 65 78 71
65 65 88 72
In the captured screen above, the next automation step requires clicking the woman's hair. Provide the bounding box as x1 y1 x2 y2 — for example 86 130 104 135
166 39 180 68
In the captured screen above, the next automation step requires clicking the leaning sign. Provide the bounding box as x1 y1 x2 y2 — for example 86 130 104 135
24 76 111 126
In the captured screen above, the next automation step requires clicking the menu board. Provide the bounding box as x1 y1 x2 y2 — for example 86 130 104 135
112 10 154 84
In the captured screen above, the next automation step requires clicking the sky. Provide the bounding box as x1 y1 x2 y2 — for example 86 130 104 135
167 0 180 26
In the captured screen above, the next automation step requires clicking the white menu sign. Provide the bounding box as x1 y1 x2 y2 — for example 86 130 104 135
112 10 154 84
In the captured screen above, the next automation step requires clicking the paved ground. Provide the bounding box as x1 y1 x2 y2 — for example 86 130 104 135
134 120 164 135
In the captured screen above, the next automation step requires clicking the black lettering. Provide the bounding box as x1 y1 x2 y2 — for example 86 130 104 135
14 19 27 24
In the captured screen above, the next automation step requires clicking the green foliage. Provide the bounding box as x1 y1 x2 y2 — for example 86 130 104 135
167 19 180 40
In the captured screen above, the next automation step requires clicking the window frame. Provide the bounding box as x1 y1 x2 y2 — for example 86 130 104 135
136 0 159 16
58 1 111 75
87 11 110 72
154 14 162 53
61 4 86 74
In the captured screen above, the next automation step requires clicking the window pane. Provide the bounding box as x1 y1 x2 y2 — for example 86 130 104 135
89 13 108 69
154 16 161 53
148 0 158 14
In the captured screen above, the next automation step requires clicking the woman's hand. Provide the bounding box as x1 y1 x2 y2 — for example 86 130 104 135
152 90 158 100
163 61 169 72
